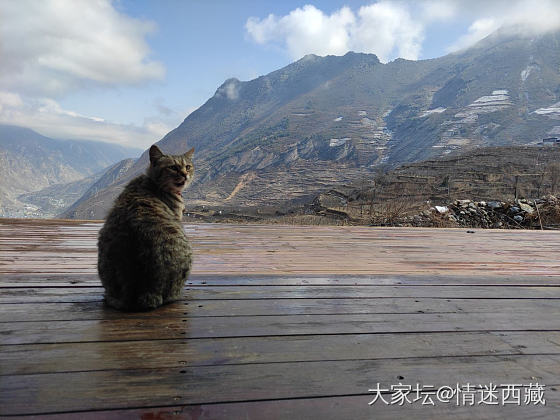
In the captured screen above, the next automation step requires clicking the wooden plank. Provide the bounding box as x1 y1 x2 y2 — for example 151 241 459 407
3 298 560 322
3 220 560 277
1 285 559 304
2 220 560 418
180 285 560 300
185 274 560 286
3 273 560 287
2 331 560 376
2 311 560 345
20 393 560 420
0 274 101 287
0 287 104 303
1 354 558 415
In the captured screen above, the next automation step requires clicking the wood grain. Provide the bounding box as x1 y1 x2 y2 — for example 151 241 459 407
2 331 560 375
2 311 560 345
2 219 560 277
2 297 560 322
2 284 560 304
17 393 559 420
1 219 559 418
2 354 559 415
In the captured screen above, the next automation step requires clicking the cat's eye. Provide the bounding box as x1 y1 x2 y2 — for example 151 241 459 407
185 165 192 171
168 165 180 172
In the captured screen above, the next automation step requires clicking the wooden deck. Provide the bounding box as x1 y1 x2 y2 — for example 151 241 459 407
1 218 560 419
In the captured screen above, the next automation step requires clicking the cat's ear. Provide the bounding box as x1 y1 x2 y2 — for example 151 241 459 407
149 145 164 164
184 147 195 159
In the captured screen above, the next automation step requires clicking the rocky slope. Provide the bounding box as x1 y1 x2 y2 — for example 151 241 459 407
66 28 560 219
405 197 560 229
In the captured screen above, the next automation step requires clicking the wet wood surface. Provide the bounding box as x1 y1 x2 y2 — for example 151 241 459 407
1 218 559 418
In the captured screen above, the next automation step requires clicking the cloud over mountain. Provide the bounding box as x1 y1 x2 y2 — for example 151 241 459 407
246 2 424 62
447 0 560 52
246 0 560 61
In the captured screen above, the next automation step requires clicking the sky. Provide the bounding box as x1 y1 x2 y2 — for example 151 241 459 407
1 0 560 149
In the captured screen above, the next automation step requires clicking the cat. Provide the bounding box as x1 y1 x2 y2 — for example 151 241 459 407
97 144 195 311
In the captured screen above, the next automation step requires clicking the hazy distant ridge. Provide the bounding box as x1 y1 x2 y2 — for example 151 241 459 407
0 124 141 217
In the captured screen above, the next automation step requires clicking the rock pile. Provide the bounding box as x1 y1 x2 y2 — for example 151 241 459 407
404 196 560 229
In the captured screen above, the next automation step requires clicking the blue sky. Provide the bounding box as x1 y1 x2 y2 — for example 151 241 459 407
1 0 559 149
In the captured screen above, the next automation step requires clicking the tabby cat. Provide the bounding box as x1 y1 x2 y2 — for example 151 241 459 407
98 144 195 311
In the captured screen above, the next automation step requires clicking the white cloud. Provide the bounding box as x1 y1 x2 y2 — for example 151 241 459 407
0 0 171 148
446 0 560 52
247 1 560 61
245 2 453 62
0 0 165 97
0 91 177 148
216 80 242 100
352 2 424 62
420 0 458 22
498 0 560 34
447 18 501 52
0 91 23 112
246 5 356 59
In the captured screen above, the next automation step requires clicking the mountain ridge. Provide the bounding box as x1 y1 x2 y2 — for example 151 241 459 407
63 28 560 219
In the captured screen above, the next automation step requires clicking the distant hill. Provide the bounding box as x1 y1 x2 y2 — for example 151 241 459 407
60 158 136 219
66 28 560 219
0 124 141 217
17 172 104 217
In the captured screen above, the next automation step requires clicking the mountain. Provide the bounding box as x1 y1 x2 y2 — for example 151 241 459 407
67 28 560 219
354 145 560 205
60 158 136 219
17 172 104 217
0 124 141 217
